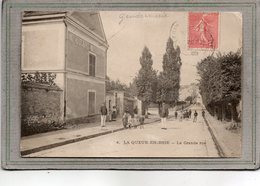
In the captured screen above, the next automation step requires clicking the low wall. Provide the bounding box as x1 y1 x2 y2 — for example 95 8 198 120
65 114 100 126
21 83 64 136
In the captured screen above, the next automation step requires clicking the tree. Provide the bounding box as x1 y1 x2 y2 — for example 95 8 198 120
106 76 128 92
157 38 182 107
190 83 199 103
185 96 193 103
197 50 241 125
135 46 157 115
128 77 138 97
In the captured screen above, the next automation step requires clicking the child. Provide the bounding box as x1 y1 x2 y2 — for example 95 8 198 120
139 115 145 129
122 111 129 129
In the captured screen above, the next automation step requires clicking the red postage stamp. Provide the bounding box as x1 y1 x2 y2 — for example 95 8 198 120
188 12 219 49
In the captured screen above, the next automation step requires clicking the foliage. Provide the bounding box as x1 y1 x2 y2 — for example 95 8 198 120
128 78 138 97
21 115 65 136
135 46 157 110
190 83 199 103
197 50 242 121
156 38 182 105
106 75 137 97
185 96 193 102
106 76 128 91
21 72 57 86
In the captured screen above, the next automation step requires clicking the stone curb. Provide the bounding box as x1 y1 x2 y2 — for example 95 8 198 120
203 116 226 157
21 118 160 156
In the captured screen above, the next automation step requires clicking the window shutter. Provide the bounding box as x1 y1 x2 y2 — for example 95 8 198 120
89 54 96 76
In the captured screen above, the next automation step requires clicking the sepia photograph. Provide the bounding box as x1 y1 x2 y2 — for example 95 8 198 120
19 11 242 158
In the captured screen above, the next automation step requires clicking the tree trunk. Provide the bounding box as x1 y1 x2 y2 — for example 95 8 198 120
214 106 217 118
142 102 149 118
210 106 215 117
230 103 234 123
141 101 146 116
217 105 221 121
158 103 162 117
228 102 238 130
221 102 226 121
145 107 149 118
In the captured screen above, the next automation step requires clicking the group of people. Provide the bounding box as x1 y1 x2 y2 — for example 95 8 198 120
122 111 145 129
100 102 206 130
100 103 144 129
175 109 192 119
100 103 118 128
159 102 206 130
122 106 145 129
176 109 199 122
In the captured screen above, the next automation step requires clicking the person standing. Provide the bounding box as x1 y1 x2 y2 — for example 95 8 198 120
160 103 168 129
189 109 192 118
175 111 178 119
202 110 205 118
100 103 107 128
112 106 117 121
122 111 129 129
134 106 138 117
108 108 112 122
193 110 198 123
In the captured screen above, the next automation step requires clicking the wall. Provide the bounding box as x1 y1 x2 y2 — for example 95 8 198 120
22 22 66 120
106 93 114 111
65 22 107 122
124 97 135 115
106 91 138 117
22 22 65 71
67 31 106 78
70 12 106 39
21 83 63 136
66 77 105 119
115 92 124 116
135 98 143 115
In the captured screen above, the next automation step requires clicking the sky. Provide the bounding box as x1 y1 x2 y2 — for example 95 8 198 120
100 11 242 86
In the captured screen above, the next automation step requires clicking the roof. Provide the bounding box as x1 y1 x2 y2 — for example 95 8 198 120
23 11 66 17
69 12 106 41
23 11 107 43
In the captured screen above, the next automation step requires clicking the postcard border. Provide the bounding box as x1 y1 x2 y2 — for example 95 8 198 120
1 0 259 170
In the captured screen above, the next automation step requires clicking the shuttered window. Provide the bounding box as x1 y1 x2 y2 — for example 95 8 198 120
88 91 96 115
89 53 96 77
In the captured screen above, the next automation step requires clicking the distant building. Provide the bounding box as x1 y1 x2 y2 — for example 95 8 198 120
106 90 142 116
21 12 108 124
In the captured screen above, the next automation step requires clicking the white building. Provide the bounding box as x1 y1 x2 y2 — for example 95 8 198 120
22 11 108 123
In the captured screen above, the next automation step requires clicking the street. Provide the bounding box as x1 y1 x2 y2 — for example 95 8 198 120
27 105 220 157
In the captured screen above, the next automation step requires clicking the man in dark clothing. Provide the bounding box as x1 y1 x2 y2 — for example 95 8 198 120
134 106 138 115
112 106 117 121
100 103 107 128
193 110 198 122
175 111 178 119
202 110 205 117
189 109 192 118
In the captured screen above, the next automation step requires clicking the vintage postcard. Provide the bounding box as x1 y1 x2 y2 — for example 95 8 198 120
20 11 242 158
1 0 259 170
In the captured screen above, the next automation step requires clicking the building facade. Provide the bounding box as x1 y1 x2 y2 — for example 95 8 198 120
22 12 108 123
106 90 142 117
